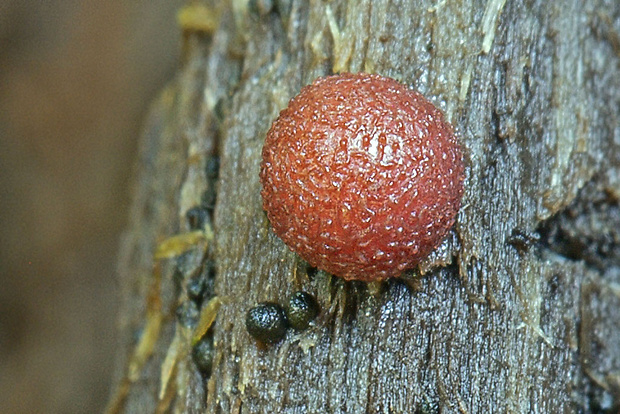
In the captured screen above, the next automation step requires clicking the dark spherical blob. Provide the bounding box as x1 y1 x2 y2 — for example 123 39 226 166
186 206 209 230
245 302 288 344
285 291 320 330
186 274 207 302
192 337 214 375
176 300 200 328
260 72 465 281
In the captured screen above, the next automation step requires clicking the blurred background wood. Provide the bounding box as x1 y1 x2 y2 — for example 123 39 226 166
110 0 619 412
0 1 184 412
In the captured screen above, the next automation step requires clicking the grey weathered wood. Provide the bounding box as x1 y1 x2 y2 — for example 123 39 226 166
109 0 620 412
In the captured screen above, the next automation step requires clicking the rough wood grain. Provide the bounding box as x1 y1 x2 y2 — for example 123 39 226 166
109 0 620 412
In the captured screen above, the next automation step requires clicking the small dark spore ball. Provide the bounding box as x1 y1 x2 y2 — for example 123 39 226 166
186 274 207 302
245 302 288 344
186 206 209 230
260 73 464 281
192 337 214 375
285 291 320 330
176 300 200 329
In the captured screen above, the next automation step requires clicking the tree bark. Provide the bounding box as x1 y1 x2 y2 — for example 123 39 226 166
108 0 620 412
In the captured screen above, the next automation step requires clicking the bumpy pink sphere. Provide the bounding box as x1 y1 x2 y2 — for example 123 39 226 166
260 73 464 281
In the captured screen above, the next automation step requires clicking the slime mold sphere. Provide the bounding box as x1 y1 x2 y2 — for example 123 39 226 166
285 291 320 330
260 73 464 281
246 302 288 344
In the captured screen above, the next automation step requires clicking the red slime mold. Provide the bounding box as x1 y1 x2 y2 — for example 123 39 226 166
260 73 464 281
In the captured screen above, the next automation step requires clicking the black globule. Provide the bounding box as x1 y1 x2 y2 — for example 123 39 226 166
245 302 288 344
186 274 207 302
192 337 214 375
285 291 319 330
186 206 209 230
176 300 199 328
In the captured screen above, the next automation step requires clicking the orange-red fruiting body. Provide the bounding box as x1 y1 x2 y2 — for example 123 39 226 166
260 73 464 281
